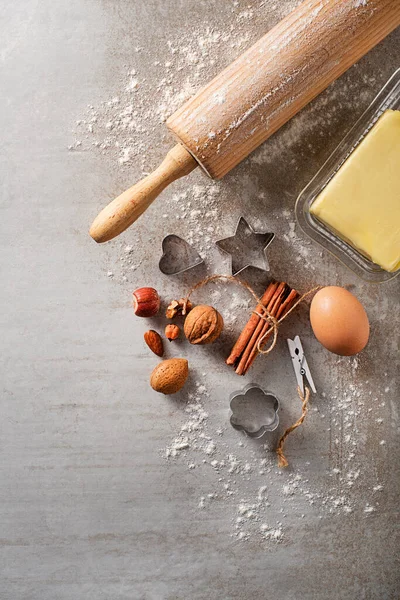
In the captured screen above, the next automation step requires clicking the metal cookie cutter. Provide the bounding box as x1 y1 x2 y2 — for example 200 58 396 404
159 234 204 275
229 383 280 438
216 217 275 276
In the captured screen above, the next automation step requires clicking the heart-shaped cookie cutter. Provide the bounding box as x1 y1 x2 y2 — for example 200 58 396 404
229 383 280 438
159 234 204 276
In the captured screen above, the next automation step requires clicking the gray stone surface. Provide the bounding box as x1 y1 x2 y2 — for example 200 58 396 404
1 1 399 599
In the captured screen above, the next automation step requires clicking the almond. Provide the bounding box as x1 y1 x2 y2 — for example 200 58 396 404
150 358 189 395
144 330 164 357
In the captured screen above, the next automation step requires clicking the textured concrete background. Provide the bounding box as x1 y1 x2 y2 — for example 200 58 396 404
1 1 399 599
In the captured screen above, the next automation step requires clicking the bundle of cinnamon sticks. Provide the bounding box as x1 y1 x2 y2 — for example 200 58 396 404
226 281 299 375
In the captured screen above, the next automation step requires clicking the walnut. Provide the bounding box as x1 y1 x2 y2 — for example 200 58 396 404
183 305 224 345
166 298 193 319
166 300 179 319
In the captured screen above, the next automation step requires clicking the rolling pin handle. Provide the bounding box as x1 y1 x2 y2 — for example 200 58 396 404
89 144 197 243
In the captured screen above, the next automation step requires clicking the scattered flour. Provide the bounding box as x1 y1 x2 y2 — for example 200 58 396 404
68 5 272 170
69 0 381 284
69 0 389 546
162 376 386 546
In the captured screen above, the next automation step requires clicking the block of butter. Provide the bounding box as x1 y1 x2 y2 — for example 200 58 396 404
310 109 400 272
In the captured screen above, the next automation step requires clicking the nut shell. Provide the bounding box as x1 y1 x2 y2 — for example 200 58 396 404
165 324 180 341
133 287 160 318
144 330 164 357
166 298 192 319
184 304 223 345
150 358 189 395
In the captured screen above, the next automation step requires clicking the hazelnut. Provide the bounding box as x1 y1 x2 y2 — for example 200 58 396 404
184 304 224 345
144 330 164 357
150 358 189 395
165 324 180 341
133 287 160 317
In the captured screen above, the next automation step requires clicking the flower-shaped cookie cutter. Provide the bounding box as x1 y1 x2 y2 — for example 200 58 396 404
229 383 280 438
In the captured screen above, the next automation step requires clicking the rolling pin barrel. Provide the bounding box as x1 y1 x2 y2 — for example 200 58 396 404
168 0 400 178
90 0 400 243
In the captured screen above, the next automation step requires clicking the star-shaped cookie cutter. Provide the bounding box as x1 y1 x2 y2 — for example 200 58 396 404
215 217 275 276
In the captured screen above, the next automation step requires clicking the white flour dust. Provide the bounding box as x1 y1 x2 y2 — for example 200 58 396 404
68 3 272 170
69 3 276 277
68 1 391 547
69 0 380 284
162 367 388 546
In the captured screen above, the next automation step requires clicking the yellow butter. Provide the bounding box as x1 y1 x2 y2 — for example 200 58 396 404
310 109 400 273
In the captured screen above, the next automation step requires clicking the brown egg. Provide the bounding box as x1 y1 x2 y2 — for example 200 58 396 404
310 287 369 356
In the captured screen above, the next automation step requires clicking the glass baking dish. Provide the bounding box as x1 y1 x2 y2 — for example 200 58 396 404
296 68 400 283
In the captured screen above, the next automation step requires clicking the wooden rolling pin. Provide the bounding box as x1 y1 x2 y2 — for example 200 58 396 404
90 0 400 243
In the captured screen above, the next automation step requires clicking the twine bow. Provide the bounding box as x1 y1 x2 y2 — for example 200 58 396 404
184 274 320 357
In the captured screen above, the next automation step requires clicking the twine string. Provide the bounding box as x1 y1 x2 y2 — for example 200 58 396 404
183 274 320 470
184 274 321 356
276 385 310 468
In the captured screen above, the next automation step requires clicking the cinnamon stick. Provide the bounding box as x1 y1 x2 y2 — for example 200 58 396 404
227 280 300 376
241 289 299 374
235 282 287 375
238 284 290 375
226 281 278 366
